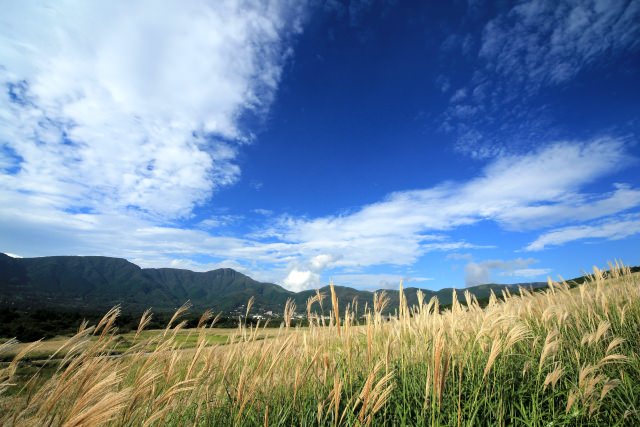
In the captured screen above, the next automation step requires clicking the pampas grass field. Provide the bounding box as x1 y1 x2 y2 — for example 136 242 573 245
2 262 640 426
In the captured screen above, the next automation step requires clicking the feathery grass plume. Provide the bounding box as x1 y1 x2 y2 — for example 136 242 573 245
63 372 131 427
500 287 512 302
315 289 327 327
316 289 326 311
332 375 343 426
398 280 408 321
582 321 611 346
352 297 359 324
483 337 503 379
594 320 611 344
329 280 341 337
284 298 296 330
451 289 461 314
463 290 474 310
547 276 556 295
95 305 121 339
504 322 530 351
432 330 449 405
354 362 395 426
593 266 605 282
0 337 18 355
431 295 439 316
373 291 389 325
317 401 324 425
307 294 318 327
135 308 153 339
606 337 625 354
0 339 19 396
209 311 223 328
245 296 255 323
566 391 578 414
163 301 192 337
416 289 425 314
543 364 564 390
539 329 560 371
600 379 620 401
197 309 214 329
598 353 629 366
423 365 432 410
5 339 42 380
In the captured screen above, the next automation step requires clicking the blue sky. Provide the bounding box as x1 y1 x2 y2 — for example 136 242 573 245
1 0 639 291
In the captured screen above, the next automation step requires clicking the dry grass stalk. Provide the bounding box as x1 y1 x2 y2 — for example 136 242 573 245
135 309 153 339
543 364 564 390
284 298 296 330
539 329 560 371
329 281 341 337
483 338 502 379
373 291 389 325
306 294 318 327
163 301 192 337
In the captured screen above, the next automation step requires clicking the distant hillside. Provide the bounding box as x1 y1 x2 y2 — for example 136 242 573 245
0 253 292 313
1 253 609 315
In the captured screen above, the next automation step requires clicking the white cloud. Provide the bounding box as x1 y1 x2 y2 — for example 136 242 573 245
254 209 274 216
526 214 640 251
310 253 340 271
198 215 241 230
280 253 342 292
0 0 303 219
450 88 467 103
284 269 319 292
464 258 548 286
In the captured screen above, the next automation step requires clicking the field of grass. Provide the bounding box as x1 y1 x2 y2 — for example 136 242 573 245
1 263 640 426
0 327 266 363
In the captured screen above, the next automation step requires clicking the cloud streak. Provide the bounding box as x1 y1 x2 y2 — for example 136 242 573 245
480 0 640 88
526 214 640 251
441 0 640 158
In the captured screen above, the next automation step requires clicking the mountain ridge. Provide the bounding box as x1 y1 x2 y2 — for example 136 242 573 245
0 253 556 314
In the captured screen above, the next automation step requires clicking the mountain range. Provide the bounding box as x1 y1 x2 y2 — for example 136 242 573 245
0 253 561 314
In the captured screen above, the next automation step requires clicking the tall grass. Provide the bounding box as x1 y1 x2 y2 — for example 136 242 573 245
1 262 640 426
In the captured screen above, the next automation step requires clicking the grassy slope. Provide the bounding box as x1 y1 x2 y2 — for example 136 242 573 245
1 266 640 426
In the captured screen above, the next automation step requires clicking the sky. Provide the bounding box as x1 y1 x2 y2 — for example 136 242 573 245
1 0 639 292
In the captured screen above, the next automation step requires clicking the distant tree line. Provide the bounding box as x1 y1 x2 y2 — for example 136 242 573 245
0 308 293 342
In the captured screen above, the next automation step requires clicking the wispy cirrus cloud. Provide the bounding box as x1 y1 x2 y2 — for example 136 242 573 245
440 0 640 158
526 214 640 251
479 0 640 88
